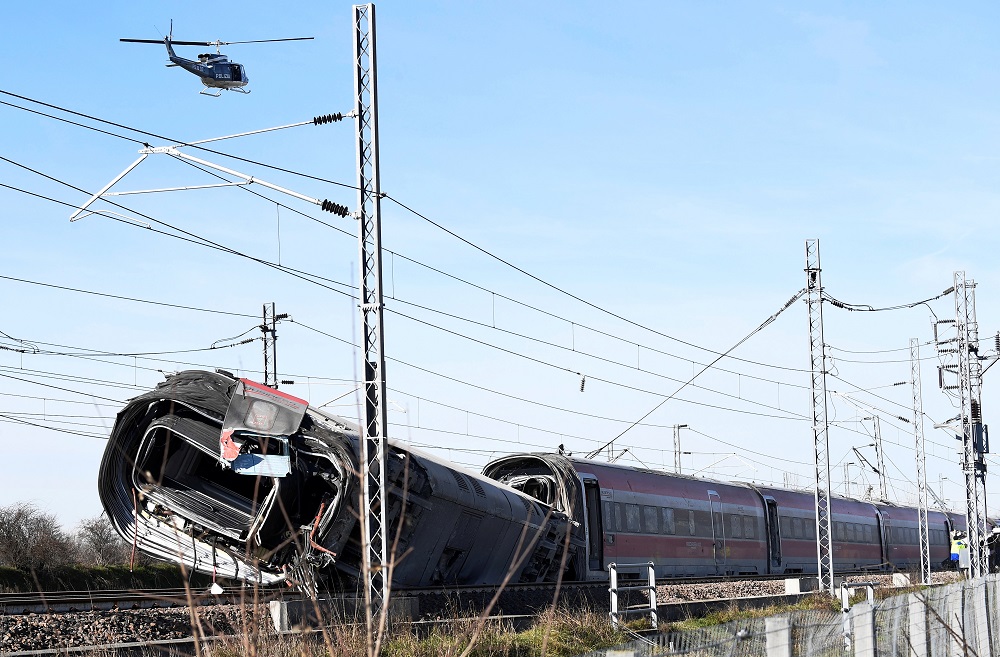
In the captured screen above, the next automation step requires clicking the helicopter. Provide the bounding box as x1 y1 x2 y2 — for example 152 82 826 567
121 22 312 96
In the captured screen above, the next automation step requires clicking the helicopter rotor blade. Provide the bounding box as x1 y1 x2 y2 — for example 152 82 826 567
120 38 217 46
217 37 314 45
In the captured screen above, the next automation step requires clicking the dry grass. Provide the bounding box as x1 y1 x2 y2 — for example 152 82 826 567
202 607 630 657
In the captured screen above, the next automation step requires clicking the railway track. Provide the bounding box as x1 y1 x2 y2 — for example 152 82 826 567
0 587 283 615
1 572 959 654
0 572 819 615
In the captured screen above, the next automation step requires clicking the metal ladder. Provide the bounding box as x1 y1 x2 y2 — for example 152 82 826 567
608 561 658 629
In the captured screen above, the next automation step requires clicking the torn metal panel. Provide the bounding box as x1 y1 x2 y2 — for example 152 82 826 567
98 370 580 590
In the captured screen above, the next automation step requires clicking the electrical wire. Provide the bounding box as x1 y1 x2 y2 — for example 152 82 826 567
0 273 258 319
828 341 935 355
291 319 812 425
587 287 808 457
385 306 808 421
385 193 816 375
0 89 360 191
822 288 954 313
0 93 827 383
0 412 107 439
10 174 804 419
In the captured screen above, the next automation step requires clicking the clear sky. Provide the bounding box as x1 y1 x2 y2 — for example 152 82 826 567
2 1 1000 529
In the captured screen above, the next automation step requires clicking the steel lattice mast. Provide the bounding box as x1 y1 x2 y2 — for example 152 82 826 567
911 337 931 584
954 272 989 577
262 302 278 388
353 3 389 618
805 239 834 595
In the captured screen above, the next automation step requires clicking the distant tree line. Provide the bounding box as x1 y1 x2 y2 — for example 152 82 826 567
0 502 137 571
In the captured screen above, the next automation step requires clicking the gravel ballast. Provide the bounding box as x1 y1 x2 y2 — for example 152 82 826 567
0 572 964 652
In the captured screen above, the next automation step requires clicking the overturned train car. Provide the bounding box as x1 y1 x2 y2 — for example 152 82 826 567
98 370 580 589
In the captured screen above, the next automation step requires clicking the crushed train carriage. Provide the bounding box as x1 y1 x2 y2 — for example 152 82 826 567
98 370 581 589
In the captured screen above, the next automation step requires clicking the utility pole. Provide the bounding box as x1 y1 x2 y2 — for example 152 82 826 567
805 239 834 596
353 2 390 623
260 303 289 389
871 417 887 501
910 337 931 584
673 424 688 474
936 273 990 577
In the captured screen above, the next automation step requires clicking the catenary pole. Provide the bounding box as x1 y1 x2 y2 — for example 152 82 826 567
911 337 932 584
353 2 390 623
805 239 834 595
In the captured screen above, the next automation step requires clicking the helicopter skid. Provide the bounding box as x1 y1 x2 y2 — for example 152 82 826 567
199 86 250 96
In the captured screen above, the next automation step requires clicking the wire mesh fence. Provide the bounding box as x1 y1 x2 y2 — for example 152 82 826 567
577 574 1000 657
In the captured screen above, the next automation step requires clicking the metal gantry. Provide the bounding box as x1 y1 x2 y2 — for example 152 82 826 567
910 337 931 584
805 239 834 595
953 273 989 577
353 3 390 619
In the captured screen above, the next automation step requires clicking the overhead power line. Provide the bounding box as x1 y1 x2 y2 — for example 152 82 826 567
586 287 809 458
822 288 954 313
1 92 818 379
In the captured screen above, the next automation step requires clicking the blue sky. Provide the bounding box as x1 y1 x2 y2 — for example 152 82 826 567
2 1 1000 528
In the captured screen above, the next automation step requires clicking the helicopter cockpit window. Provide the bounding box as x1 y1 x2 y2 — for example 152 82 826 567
230 64 243 80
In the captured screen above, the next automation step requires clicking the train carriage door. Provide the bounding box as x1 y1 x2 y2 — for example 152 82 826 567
764 496 782 571
708 490 726 573
581 476 605 574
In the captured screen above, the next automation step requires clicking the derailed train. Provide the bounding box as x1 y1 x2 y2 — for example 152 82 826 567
99 370 961 590
99 370 579 589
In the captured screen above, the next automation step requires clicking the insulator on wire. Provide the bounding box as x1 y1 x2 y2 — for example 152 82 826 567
281 380 295 385
321 199 350 217
313 113 344 125
580 375 586 392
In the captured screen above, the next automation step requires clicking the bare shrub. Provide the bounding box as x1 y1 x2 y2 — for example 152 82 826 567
0 502 77 571
73 513 132 567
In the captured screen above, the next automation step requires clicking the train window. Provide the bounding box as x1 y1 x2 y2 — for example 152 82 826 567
625 504 641 533
864 525 873 543
614 503 624 532
846 523 855 542
643 506 659 534
780 516 791 536
603 501 614 530
731 515 742 539
744 515 755 539
688 510 696 536
661 508 675 535
791 517 802 539
805 521 815 540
